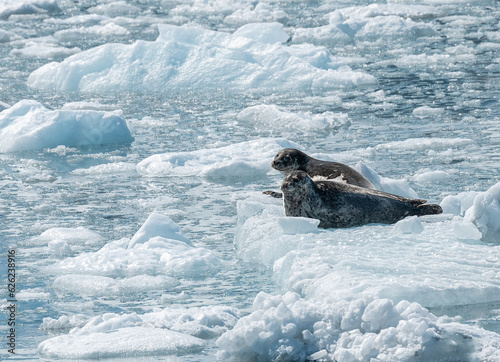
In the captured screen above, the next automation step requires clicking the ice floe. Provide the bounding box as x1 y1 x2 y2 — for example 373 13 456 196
216 292 500 361
0 0 59 20
137 138 299 179
27 23 376 93
0 100 133 152
236 104 349 133
46 213 221 279
234 189 500 307
39 304 240 359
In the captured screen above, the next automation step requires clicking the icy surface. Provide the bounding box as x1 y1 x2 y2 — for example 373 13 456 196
2 0 500 360
0 100 133 152
27 23 376 93
137 138 299 178
217 292 500 361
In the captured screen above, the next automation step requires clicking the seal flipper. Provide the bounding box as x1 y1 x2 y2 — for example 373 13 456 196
263 190 283 198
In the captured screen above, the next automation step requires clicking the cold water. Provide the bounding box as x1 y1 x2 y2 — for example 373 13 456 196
1 0 500 360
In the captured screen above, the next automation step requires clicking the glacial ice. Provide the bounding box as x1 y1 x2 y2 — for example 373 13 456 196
46 213 221 279
27 23 376 93
0 100 134 152
216 292 500 361
137 138 299 179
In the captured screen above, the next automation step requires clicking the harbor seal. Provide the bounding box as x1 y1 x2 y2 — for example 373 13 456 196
281 171 442 229
264 148 375 198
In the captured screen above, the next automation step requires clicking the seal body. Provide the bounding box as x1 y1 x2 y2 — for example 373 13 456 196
272 148 375 189
281 171 442 229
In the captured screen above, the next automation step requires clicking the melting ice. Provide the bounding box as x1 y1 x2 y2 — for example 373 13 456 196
1 0 500 361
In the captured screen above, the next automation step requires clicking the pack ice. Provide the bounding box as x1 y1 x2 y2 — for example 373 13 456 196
38 213 229 359
27 23 376 93
0 100 133 152
216 180 500 360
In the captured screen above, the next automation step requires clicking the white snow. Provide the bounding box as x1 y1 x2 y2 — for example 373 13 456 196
0 100 134 152
27 23 376 93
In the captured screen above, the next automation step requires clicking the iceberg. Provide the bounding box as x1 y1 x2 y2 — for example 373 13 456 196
27 23 376 93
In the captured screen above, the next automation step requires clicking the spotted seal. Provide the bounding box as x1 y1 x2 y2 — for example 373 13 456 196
264 148 375 198
281 171 442 229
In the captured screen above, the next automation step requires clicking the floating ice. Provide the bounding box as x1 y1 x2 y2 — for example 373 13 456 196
10 44 81 59
39 305 240 359
234 194 500 307
0 100 134 153
464 181 500 242
232 22 289 44
293 5 437 45
31 226 105 256
224 3 288 26
38 327 206 359
413 105 445 117
54 23 130 42
356 162 419 199
27 23 376 93
0 0 59 19
127 212 192 249
411 169 450 182
47 213 221 278
216 292 500 361
393 216 424 234
88 1 141 16
237 104 349 133
137 138 299 179
374 137 473 151
52 274 179 296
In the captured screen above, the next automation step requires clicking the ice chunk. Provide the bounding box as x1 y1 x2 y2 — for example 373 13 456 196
0 100 133 153
464 182 500 242
216 292 500 361
10 44 81 59
224 3 288 25
237 104 349 133
39 304 239 359
277 217 320 235
235 194 500 307
48 213 221 278
54 23 130 42
452 217 482 241
38 327 206 359
413 105 444 117
137 138 299 178
27 24 376 93
232 22 289 44
356 162 419 198
0 0 59 19
128 212 192 248
412 169 450 182
393 216 424 234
